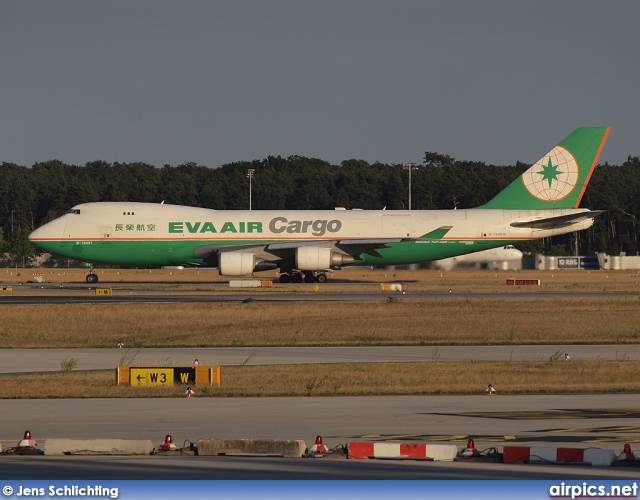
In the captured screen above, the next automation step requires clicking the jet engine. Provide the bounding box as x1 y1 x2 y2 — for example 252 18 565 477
295 247 354 270
218 252 278 276
218 252 255 276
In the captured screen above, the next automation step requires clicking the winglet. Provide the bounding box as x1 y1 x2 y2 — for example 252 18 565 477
420 226 452 239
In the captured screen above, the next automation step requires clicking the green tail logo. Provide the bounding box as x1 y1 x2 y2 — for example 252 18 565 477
480 127 610 210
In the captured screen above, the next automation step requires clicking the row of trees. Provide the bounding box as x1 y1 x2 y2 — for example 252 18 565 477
1 153 639 266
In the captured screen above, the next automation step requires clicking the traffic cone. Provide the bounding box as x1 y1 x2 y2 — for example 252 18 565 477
17 430 36 448
160 434 177 451
618 443 637 461
312 435 328 453
306 435 329 455
459 438 479 457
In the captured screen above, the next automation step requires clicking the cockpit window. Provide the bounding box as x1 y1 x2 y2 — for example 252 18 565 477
65 209 81 215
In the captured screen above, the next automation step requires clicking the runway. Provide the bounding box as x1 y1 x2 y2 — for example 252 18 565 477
1 290 639 304
1 345 639 374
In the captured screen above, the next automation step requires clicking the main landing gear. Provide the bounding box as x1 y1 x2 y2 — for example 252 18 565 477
279 271 328 284
86 269 99 284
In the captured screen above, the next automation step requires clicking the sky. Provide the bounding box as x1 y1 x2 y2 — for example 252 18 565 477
2 1 639 168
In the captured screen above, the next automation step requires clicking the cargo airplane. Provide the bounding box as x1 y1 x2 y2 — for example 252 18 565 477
29 127 609 284
431 245 524 270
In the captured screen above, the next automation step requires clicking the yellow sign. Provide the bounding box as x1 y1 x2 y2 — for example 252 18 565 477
1 287 13 292
117 366 219 386
130 368 175 386
96 288 112 295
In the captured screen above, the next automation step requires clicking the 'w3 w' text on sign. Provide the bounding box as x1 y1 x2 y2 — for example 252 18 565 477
129 368 195 386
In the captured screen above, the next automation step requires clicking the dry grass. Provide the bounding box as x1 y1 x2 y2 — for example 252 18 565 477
3 268 640 398
1 360 639 399
1 297 639 348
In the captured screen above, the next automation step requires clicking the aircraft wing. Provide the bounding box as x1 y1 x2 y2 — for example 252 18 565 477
194 238 409 261
510 210 606 230
332 238 409 259
267 238 406 250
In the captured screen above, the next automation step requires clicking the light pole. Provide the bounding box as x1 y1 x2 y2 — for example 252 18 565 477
247 169 255 210
403 163 418 210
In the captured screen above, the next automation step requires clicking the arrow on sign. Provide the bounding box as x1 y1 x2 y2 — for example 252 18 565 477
137 374 146 381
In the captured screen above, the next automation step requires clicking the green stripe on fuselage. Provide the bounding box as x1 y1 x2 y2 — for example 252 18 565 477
34 238 519 267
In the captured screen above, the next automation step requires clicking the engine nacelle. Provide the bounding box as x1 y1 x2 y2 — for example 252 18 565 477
295 247 354 270
218 252 255 276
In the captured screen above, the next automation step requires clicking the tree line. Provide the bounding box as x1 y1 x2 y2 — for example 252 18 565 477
1 153 639 265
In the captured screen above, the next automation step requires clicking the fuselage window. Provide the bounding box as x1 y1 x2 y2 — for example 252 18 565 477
65 209 80 215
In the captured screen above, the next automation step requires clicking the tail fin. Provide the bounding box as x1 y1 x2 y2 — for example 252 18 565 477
480 127 610 209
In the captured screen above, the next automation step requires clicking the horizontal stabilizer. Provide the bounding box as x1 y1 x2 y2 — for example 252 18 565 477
510 210 606 230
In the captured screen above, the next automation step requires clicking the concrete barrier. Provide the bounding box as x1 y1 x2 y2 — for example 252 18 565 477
379 283 403 292
229 280 273 288
503 446 617 466
197 438 306 457
348 442 458 461
44 439 154 456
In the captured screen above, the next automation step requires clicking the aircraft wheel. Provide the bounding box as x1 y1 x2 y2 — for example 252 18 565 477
304 273 315 283
279 274 291 284
291 272 303 283
315 273 327 283
86 273 99 284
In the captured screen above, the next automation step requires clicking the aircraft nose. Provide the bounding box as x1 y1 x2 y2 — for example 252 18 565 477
28 217 67 245
28 226 42 242
28 224 48 243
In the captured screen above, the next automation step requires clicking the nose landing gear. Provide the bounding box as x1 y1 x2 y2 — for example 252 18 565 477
86 270 99 284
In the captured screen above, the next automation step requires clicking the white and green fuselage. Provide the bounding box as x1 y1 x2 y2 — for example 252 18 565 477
29 203 595 267
28 127 610 280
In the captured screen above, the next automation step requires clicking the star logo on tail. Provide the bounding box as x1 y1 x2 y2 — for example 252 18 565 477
537 158 564 189
521 146 579 202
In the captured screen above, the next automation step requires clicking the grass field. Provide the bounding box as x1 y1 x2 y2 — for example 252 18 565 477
1 298 639 348
2 360 639 399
